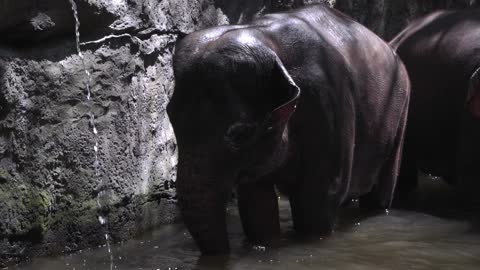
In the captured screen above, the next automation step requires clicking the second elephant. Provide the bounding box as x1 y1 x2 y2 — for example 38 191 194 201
390 9 480 198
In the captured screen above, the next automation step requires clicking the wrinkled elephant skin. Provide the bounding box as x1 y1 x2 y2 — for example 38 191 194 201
390 9 480 198
168 4 410 254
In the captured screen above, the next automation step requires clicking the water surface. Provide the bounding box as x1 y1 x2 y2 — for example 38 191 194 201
13 176 480 270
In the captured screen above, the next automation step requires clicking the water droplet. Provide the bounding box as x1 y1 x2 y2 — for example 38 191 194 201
93 126 98 135
253 245 266 252
98 216 106 225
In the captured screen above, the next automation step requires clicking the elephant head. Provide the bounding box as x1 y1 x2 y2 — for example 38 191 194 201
167 31 300 254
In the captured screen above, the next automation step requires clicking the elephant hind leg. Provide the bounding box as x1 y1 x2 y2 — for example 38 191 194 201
237 182 280 246
361 95 410 210
360 139 406 210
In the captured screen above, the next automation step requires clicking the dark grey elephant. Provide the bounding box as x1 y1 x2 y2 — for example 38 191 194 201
390 10 480 199
168 4 410 254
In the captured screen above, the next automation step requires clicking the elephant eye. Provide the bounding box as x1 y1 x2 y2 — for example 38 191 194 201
224 122 257 151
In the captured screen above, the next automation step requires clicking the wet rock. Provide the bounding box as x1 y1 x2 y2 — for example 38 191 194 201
0 0 229 267
215 0 335 23
0 0 117 46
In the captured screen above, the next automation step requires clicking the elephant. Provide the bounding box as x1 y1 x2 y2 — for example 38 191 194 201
167 4 410 254
389 10 480 199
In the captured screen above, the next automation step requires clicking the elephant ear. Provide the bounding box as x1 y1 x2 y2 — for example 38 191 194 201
224 56 300 151
261 56 301 132
467 67 480 119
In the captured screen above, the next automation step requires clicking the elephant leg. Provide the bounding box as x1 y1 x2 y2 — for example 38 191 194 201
237 182 280 245
289 178 337 236
361 143 416 209
361 96 409 210
288 117 352 236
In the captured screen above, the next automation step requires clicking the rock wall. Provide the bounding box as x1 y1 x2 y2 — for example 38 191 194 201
0 0 478 267
0 0 230 266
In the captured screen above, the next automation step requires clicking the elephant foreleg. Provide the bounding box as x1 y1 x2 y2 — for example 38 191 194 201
289 176 337 236
237 182 280 246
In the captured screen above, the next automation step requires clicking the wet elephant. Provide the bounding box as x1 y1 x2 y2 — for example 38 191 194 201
168 4 410 254
390 10 480 199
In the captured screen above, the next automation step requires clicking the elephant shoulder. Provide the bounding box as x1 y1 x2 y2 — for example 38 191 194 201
390 10 450 51
391 9 480 52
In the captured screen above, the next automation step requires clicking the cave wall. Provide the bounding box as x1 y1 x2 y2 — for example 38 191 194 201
0 0 230 266
0 0 478 266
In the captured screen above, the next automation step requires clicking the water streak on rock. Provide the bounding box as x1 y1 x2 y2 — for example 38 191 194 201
68 0 114 269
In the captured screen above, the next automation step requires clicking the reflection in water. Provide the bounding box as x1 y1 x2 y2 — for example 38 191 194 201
13 175 480 270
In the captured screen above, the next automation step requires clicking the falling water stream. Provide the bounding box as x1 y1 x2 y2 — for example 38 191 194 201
67 0 114 269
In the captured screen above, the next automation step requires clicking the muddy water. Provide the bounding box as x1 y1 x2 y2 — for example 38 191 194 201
13 176 480 270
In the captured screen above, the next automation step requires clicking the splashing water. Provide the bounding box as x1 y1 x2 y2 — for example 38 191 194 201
68 0 114 269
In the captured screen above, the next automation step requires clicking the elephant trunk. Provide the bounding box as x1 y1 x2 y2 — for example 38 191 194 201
176 154 231 254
